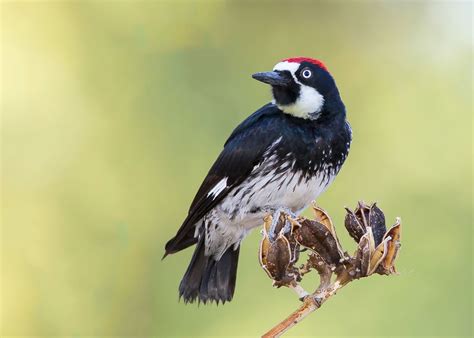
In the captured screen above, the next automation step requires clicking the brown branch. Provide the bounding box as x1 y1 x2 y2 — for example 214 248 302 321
262 296 319 338
262 275 349 338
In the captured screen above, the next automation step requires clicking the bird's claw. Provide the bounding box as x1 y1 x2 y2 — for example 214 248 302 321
269 207 297 240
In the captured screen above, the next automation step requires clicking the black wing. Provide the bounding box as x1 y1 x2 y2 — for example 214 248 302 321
165 104 283 255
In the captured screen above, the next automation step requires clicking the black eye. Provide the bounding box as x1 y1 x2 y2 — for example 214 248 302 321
301 68 312 79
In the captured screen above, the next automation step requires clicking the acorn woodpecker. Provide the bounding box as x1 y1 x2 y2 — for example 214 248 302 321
165 57 352 304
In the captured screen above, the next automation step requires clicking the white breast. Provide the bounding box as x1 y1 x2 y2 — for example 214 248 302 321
204 161 336 258
221 161 335 224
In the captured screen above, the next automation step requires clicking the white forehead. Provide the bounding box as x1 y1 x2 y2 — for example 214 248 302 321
273 61 300 74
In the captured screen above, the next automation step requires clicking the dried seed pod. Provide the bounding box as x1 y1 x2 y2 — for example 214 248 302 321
266 233 292 281
355 227 375 276
355 201 371 228
368 203 386 246
259 214 299 284
381 219 402 273
291 219 331 261
350 215 402 277
291 218 342 266
259 219 272 278
311 205 333 232
288 233 300 265
368 237 389 275
345 202 387 247
312 204 346 258
259 202 401 300
344 208 366 243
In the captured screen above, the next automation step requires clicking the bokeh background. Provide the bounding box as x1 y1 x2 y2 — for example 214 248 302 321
1 1 472 337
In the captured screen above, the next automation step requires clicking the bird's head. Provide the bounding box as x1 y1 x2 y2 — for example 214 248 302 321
252 57 343 120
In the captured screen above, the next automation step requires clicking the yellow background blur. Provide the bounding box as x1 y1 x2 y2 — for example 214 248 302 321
1 1 472 337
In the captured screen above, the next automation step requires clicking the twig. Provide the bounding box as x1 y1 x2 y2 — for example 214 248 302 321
262 296 318 338
262 277 348 338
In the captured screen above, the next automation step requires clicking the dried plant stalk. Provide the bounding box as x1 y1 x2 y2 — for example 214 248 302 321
258 202 402 337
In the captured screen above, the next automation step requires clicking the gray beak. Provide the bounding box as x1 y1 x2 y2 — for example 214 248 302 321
252 71 292 86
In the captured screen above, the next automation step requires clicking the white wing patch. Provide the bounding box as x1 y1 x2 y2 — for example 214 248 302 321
265 136 282 154
207 177 228 200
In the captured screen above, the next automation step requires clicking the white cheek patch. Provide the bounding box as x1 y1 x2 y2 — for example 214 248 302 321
272 61 325 119
283 85 324 119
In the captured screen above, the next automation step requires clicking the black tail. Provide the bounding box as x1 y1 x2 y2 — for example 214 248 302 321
179 238 240 304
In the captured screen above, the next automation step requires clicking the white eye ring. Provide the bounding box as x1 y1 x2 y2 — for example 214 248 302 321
301 68 312 79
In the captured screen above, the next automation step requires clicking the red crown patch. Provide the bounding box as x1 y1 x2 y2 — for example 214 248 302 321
281 57 328 72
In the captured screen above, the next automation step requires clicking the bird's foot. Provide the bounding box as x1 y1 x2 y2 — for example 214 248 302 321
269 207 297 240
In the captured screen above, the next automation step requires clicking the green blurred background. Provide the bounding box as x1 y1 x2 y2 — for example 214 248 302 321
1 1 472 337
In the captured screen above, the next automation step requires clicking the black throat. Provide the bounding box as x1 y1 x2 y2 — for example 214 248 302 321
271 83 300 106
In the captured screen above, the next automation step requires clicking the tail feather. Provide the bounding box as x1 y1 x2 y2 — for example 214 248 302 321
179 238 240 304
165 231 197 256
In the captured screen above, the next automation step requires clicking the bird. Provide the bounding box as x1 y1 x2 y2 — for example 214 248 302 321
164 57 352 304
